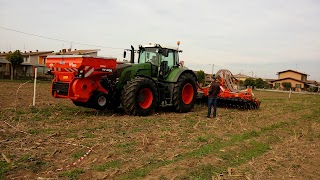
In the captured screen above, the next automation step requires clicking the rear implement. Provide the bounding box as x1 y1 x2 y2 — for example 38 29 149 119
199 69 260 109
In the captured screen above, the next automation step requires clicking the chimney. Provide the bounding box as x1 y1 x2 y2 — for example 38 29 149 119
36 50 38 52
68 48 71 52
62 49 66 53
29 51 32 53
25 51 26 53
74 49 77 51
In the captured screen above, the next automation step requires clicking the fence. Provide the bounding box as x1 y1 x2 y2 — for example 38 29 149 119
256 88 320 95
0 71 53 80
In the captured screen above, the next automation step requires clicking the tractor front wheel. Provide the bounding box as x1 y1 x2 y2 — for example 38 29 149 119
121 77 158 116
91 91 109 110
173 73 197 112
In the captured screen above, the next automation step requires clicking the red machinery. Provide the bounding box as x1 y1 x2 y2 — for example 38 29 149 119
46 55 117 109
198 69 260 109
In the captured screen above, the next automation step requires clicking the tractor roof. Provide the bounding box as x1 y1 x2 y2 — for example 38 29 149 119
141 43 179 51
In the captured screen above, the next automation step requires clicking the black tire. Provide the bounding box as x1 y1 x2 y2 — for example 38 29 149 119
91 91 109 110
172 73 197 112
121 77 158 116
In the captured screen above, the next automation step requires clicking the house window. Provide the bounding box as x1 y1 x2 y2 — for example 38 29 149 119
275 83 280 87
296 84 301 88
24 57 29 63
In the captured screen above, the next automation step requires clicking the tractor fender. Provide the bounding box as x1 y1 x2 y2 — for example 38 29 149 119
134 75 160 90
167 68 197 83
165 68 198 104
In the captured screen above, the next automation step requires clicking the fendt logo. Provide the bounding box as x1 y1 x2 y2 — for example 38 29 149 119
102 68 113 72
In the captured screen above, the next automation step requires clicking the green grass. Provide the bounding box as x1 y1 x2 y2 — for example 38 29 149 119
83 133 96 138
15 154 47 173
196 136 208 142
18 154 32 162
0 161 9 180
72 150 88 160
28 129 40 135
59 169 84 180
91 160 122 172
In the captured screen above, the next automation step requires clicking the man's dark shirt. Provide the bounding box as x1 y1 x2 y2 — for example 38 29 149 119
208 81 220 98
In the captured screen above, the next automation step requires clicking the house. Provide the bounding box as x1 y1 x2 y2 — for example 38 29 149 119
0 50 54 78
233 73 252 82
270 69 309 91
0 57 11 78
306 80 319 92
54 48 100 57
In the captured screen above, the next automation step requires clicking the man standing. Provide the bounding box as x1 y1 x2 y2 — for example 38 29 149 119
207 76 220 118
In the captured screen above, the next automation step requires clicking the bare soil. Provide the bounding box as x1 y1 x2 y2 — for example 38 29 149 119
0 80 319 179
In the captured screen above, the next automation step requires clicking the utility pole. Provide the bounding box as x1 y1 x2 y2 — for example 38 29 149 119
211 64 214 75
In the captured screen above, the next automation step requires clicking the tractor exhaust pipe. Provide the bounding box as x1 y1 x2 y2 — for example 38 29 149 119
130 45 135 64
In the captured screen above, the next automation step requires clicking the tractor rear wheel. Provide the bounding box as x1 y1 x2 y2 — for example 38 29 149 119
173 73 197 112
121 77 158 116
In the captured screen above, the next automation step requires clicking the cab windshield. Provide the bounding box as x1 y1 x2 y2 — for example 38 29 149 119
138 47 176 67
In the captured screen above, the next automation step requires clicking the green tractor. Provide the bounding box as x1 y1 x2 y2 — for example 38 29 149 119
47 43 199 116
108 43 198 116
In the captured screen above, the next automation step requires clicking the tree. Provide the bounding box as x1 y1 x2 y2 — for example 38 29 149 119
244 78 255 88
282 82 292 90
196 70 205 85
5 50 23 80
255 78 268 88
239 80 244 87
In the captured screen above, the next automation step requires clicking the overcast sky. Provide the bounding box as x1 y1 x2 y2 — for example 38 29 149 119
1 0 319 80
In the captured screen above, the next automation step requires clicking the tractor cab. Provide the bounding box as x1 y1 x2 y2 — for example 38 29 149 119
138 44 180 79
124 43 182 80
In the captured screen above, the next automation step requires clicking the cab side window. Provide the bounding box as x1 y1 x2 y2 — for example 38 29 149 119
162 50 175 68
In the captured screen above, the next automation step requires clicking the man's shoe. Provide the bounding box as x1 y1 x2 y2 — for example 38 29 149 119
206 116 210 118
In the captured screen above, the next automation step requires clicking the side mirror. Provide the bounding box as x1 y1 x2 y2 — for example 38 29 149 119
162 49 169 57
123 51 126 58
158 48 169 57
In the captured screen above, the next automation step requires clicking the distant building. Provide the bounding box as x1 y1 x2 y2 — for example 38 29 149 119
233 73 252 82
54 48 99 57
270 69 309 91
0 57 11 78
0 50 54 78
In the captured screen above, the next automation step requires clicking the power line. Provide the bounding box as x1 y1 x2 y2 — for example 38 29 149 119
0 26 124 50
